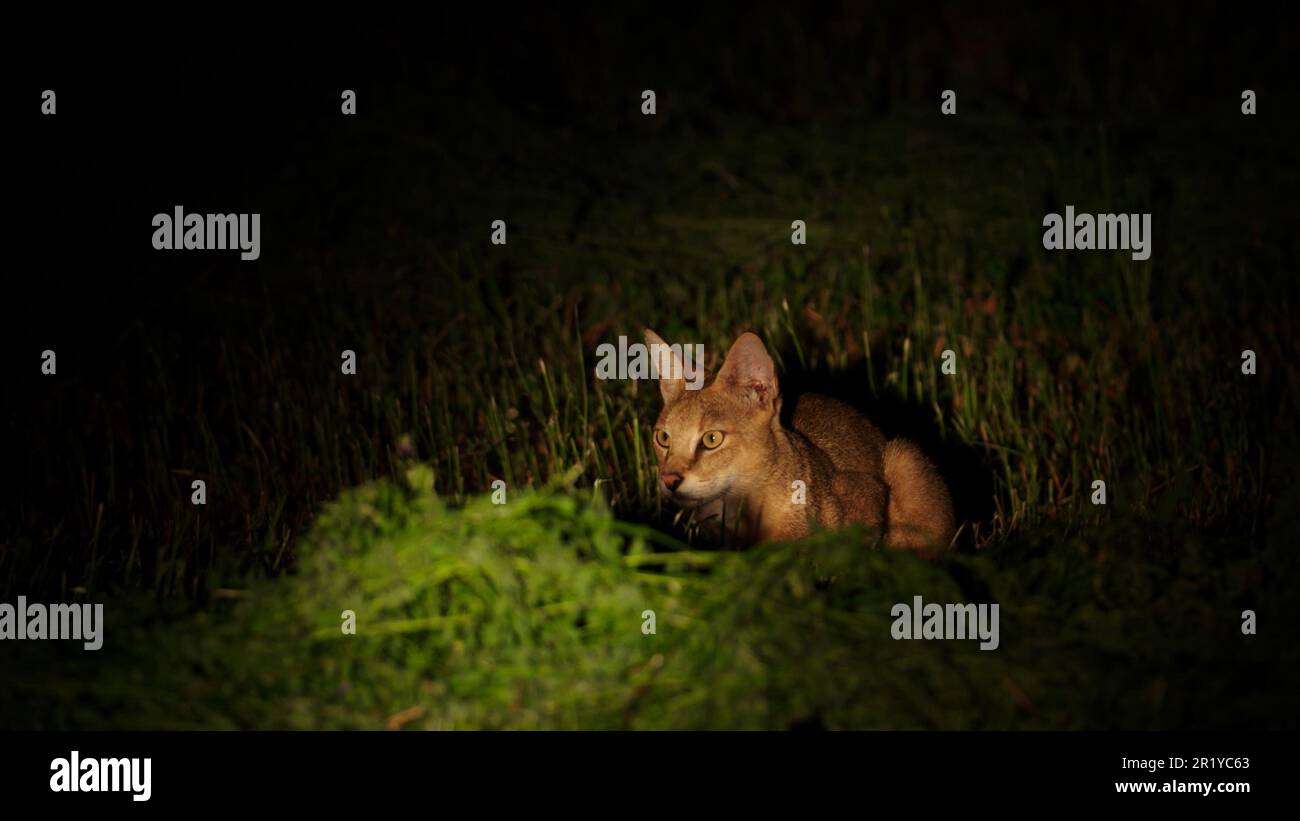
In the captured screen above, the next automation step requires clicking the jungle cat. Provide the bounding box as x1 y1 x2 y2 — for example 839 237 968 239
646 329 955 549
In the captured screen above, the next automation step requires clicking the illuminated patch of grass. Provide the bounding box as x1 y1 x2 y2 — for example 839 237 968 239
3 466 1295 730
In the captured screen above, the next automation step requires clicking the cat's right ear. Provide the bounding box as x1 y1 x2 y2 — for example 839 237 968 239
645 328 685 404
716 332 778 410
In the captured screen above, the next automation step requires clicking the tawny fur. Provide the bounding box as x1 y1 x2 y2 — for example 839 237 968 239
646 329 954 550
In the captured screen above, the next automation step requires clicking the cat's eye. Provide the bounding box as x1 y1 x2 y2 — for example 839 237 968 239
654 429 671 448
701 430 725 449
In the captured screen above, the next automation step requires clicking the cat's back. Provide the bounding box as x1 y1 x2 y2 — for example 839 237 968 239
786 392 886 474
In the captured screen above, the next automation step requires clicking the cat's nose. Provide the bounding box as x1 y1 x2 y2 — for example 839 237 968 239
660 471 684 492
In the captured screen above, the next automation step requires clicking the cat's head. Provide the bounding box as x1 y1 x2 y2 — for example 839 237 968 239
644 328 782 509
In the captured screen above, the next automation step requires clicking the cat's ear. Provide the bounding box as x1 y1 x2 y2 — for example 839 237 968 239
717 332 778 409
644 328 692 404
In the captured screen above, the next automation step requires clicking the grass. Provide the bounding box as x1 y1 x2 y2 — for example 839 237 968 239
2 14 1299 727
5 108 1291 597
3 464 1296 730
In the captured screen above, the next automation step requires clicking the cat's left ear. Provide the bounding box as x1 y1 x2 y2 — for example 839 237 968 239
717 332 778 409
645 328 692 403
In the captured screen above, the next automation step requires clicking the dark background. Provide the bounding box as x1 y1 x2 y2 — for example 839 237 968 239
6 3 1298 596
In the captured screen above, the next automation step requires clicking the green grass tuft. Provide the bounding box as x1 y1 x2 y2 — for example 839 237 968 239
4 466 1295 730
